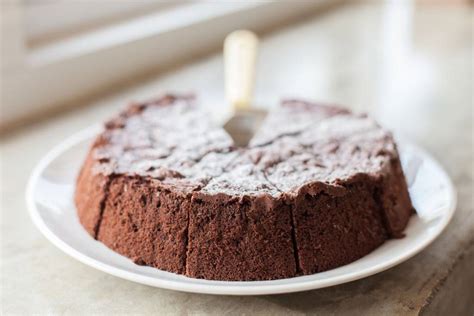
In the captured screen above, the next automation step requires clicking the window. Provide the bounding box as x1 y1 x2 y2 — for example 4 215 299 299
24 0 176 46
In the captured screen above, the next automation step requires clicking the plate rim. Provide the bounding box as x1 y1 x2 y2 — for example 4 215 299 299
26 126 457 295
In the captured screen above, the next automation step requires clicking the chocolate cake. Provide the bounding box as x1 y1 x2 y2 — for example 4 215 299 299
75 94 414 281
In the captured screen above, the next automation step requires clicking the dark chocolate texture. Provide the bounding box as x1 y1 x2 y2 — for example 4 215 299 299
75 94 414 281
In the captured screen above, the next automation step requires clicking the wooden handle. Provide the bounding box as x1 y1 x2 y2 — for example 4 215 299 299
224 30 259 110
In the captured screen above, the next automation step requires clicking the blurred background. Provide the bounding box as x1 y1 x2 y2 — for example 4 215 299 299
1 0 472 135
1 0 473 314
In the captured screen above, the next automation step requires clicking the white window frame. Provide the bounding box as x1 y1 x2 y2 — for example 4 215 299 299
24 0 177 45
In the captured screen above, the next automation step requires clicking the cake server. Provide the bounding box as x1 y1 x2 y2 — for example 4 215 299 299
223 30 267 147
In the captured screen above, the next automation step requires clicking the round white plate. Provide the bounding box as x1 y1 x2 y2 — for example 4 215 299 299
27 126 456 295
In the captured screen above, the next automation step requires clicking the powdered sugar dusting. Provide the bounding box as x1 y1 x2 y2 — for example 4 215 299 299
91 96 397 196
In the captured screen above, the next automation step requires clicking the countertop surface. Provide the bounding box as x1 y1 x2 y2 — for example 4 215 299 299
1 2 472 315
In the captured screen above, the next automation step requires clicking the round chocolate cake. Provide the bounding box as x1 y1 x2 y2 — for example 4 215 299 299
75 94 413 281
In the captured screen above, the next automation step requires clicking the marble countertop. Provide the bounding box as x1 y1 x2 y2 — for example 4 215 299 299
1 2 472 315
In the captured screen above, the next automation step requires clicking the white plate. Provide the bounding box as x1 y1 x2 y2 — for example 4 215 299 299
26 126 457 295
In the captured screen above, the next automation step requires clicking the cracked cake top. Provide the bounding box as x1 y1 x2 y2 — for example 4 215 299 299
90 95 397 197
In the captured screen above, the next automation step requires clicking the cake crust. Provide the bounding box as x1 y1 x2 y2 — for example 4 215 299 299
74 94 414 281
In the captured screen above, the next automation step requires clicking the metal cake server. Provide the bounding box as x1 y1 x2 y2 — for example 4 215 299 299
223 30 267 147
